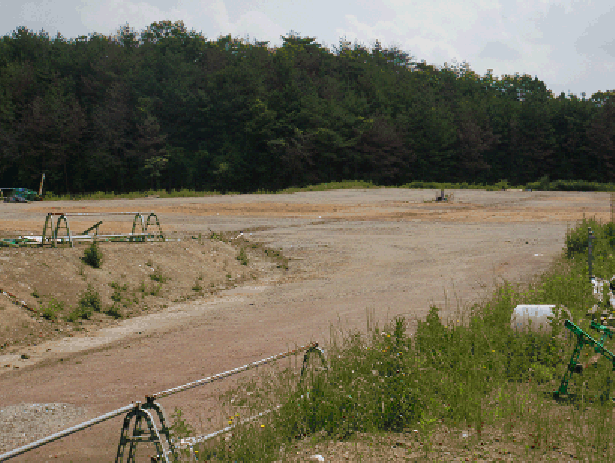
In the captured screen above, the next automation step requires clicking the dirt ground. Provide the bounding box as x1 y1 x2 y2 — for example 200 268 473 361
0 188 611 461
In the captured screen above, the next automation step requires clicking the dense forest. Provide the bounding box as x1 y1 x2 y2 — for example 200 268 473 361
0 20 614 195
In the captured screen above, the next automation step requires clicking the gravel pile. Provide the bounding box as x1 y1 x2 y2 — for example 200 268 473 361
0 403 88 454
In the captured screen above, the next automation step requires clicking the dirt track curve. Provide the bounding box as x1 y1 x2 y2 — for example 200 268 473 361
0 188 610 461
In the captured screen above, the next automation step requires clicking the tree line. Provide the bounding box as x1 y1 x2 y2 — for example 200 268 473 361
0 20 614 195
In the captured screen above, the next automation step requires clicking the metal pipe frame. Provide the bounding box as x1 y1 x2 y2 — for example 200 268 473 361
174 405 283 451
45 212 153 216
148 343 319 401
40 212 164 247
0 343 324 461
157 345 328 461
0 404 136 461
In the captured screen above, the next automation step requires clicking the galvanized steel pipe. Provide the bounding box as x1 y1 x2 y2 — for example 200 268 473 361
149 343 318 401
0 403 136 461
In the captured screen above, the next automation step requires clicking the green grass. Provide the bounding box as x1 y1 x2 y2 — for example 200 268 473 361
165 215 615 462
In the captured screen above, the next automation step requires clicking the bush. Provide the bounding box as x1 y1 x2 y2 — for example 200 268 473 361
237 247 249 265
150 266 169 283
41 298 63 320
109 281 128 303
105 305 123 319
67 308 85 322
538 174 550 191
68 284 103 321
494 179 509 190
83 241 103 268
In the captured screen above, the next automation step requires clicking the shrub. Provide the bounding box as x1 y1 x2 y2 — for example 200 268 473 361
494 179 509 190
41 298 63 320
538 174 550 191
67 308 85 322
109 281 128 303
150 266 169 283
237 247 249 265
72 284 103 320
105 305 123 319
83 241 103 268
192 280 203 292
150 283 162 296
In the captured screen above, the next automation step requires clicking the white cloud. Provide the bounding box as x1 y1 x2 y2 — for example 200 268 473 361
209 0 231 34
1 0 613 96
231 11 286 44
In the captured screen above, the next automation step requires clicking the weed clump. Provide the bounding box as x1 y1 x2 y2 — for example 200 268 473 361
83 241 103 268
237 247 249 265
68 285 102 321
105 305 123 319
150 266 169 283
192 280 203 292
41 298 63 320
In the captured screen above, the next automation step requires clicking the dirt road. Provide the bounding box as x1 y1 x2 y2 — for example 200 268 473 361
0 188 609 461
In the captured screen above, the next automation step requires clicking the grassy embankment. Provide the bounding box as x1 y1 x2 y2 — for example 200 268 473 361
163 215 615 462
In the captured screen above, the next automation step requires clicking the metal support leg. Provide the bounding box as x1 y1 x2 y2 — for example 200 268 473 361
53 214 72 248
131 214 146 242
299 345 329 383
145 213 165 241
42 213 53 247
115 401 174 463
141 397 177 459
553 336 586 398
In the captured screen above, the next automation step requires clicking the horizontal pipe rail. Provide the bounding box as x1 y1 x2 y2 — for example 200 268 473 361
45 212 154 216
0 404 136 461
68 233 161 239
0 343 319 461
174 405 283 450
149 343 318 401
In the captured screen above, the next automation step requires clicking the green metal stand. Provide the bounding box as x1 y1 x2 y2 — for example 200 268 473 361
130 213 146 242
129 213 164 242
115 398 176 463
145 213 165 241
41 213 74 247
553 319 615 400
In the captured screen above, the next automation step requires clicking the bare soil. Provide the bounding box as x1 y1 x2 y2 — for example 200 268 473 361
0 188 610 461
0 235 295 356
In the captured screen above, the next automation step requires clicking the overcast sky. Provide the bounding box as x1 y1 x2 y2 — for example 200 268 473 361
2 0 614 100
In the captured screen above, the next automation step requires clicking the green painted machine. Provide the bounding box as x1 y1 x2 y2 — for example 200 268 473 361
553 319 615 401
1 188 42 202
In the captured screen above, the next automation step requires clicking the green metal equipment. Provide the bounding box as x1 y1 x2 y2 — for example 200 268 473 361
553 319 615 401
1 188 42 202
41 212 165 247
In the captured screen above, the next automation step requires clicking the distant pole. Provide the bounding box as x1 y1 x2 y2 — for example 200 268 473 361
39 173 45 196
588 227 595 283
